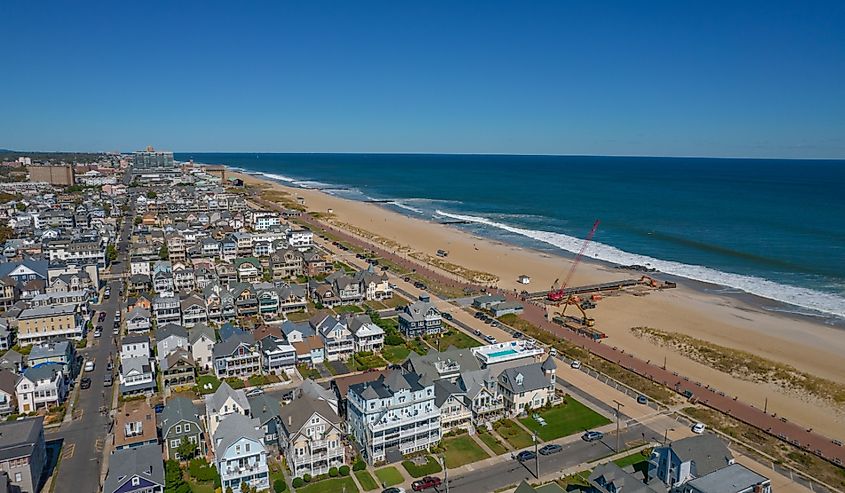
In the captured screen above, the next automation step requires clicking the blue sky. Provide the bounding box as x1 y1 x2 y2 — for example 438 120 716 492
2 1 844 158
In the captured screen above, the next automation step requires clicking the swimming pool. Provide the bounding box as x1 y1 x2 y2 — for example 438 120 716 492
487 349 518 358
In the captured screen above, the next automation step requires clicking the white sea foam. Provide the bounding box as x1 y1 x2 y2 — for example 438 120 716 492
258 172 297 183
391 201 425 214
434 210 845 318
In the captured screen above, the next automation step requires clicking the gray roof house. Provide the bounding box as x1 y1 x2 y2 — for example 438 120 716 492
159 397 205 460
0 417 46 493
682 463 771 493
497 358 556 415
648 434 734 488
103 443 164 493
588 462 661 493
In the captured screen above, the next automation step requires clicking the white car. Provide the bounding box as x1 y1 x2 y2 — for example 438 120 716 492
245 388 264 397
691 422 706 434
570 360 582 369
84 361 95 372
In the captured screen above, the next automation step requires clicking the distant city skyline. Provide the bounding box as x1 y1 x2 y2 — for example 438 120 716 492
2 1 844 158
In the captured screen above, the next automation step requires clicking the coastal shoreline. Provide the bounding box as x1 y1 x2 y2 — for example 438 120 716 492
223 165 845 438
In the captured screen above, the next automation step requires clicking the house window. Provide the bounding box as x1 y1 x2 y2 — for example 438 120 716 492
14 473 21 482
175 424 182 433
132 477 140 486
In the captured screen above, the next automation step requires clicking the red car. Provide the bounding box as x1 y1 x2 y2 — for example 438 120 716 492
411 477 441 491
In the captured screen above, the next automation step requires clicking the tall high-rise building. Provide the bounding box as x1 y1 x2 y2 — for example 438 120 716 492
133 145 175 170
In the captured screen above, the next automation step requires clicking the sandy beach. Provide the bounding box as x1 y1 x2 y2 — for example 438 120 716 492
232 170 845 437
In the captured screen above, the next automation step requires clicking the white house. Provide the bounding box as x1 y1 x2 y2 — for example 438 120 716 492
286 228 313 251
155 323 189 365
346 314 385 353
15 363 66 413
119 356 156 396
120 334 151 362
188 324 216 372
204 381 251 438
126 306 152 333
213 413 269 493
278 391 346 478
311 314 354 362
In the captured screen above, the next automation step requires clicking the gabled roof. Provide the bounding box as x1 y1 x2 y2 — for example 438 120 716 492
247 394 280 426
162 348 194 371
159 397 202 436
103 443 164 493
0 417 45 462
212 331 255 358
497 362 550 394
205 381 250 415
350 369 426 400
126 305 151 320
21 362 63 383
188 323 216 345
213 413 263 455
121 334 150 346
156 323 188 341
0 369 17 395
588 462 660 493
278 392 340 436
663 434 733 477
281 320 314 338
433 378 465 407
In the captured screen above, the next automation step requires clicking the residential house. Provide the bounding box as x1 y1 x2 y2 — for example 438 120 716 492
588 462 662 493
0 371 17 416
497 357 557 416
0 417 46 493
179 295 207 328
159 397 205 460
324 271 364 305
113 401 158 451
152 296 180 326
125 306 151 333
648 435 734 490
297 379 339 415
160 349 196 389
0 351 23 374
402 346 481 384
204 382 251 438
213 332 260 379
291 337 325 368
287 228 312 251
188 323 216 372
280 321 313 344
258 336 296 376
102 443 164 493
233 257 262 283
26 340 77 379
212 413 269 493
678 463 772 493
120 334 151 362
398 300 442 338
278 391 345 478
248 394 281 447
203 283 236 323
119 357 156 396
277 284 307 313
231 283 258 317
155 323 189 364
434 379 472 432
269 249 303 280
330 370 389 418
458 368 505 425
15 364 66 413
357 268 392 301
310 314 354 362
128 274 151 293
302 251 329 277
347 369 440 464
345 314 385 354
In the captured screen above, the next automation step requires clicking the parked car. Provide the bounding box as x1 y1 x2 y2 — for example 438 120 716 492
483 335 497 344
637 395 648 405
570 360 582 370
474 329 482 336
103 374 113 387
245 388 264 397
516 450 536 462
691 423 706 434
98 312 106 322
84 361 95 372
582 431 604 442
154 403 165 413
107 361 113 371
512 331 523 338
411 476 441 491
539 444 562 455
93 330 102 338
442 313 453 321
80 377 91 389
382 488 406 493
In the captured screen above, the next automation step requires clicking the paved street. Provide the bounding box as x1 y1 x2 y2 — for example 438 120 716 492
48 216 132 493
447 424 662 493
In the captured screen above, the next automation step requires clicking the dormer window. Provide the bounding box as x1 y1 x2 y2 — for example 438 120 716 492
131 477 140 486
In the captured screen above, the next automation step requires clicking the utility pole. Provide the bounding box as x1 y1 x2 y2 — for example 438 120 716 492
764 397 768 414
613 400 625 453
663 427 675 445
440 455 449 493
533 432 540 478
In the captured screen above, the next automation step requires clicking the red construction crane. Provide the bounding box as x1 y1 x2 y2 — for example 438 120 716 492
547 219 600 302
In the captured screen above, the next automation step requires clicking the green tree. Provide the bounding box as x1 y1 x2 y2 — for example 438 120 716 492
164 460 190 493
176 436 197 460
159 244 169 260
134 216 142 225
0 225 15 243
147 190 158 199
106 244 118 263
15 202 26 212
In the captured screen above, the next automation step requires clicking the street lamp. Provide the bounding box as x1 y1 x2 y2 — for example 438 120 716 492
612 400 625 453
439 454 449 493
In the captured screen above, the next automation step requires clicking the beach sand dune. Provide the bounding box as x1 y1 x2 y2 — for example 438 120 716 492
234 171 845 437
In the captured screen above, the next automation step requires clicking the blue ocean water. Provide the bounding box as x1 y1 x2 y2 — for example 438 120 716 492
176 153 845 319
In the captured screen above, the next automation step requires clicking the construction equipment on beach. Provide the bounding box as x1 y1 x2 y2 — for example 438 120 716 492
547 219 600 302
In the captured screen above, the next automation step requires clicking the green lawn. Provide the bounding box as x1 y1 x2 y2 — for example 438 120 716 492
195 374 221 395
248 373 280 387
334 304 364 315
223 377 245 389
382 344 410 364
406 338 429 356
354 470 379 491
476 429 508 455
425 328 481 350
374 466 404 487
519 397 611 442
402 455 443 478
614 450 651 477
186 478 216 493
364 299 387 310
297 364 321 380
493 419 534 449
442 435 490 468
286 311 311 322
295 477 358 493
350 352 388 371
382 295 409 308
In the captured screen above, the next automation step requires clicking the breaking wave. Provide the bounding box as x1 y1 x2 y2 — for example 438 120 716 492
434 210 845 318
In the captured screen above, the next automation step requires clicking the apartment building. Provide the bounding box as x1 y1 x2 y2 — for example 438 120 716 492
0 417 47 493
16 305 84 345
347 369 440 464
